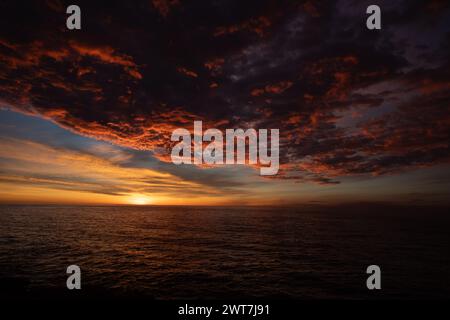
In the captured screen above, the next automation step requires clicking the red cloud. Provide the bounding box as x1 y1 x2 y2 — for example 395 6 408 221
1 0 448 186
177 67 198 78
251 81 293 96
214 16 272 37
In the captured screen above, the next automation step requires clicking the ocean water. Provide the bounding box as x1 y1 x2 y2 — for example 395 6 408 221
0 205 449 299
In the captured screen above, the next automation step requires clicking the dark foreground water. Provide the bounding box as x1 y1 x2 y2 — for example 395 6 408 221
0 205 449 299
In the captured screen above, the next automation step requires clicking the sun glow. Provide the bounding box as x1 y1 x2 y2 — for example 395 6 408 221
128 194 153 205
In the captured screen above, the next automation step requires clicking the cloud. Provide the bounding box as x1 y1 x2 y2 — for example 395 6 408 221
0 136 224 199
0 0 449 185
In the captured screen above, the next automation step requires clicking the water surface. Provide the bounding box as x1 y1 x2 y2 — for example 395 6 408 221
0 205 449 299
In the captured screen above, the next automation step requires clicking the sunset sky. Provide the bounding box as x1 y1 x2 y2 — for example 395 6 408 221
0 0 449 205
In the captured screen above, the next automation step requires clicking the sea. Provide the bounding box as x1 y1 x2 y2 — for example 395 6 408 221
0 204 449 299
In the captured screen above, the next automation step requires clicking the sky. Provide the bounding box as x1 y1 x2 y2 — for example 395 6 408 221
0 0 449 205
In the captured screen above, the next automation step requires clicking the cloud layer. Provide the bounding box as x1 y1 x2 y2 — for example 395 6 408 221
0 0 449 184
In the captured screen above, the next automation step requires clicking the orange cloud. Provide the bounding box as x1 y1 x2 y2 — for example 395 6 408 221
251 81 293 96
214 16 272 37
0 137 224 204
177 67 198 78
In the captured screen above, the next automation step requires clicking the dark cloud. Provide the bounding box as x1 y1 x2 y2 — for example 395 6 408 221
0 0 449 184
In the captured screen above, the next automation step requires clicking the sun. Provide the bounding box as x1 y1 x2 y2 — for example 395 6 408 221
128 195 152 205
